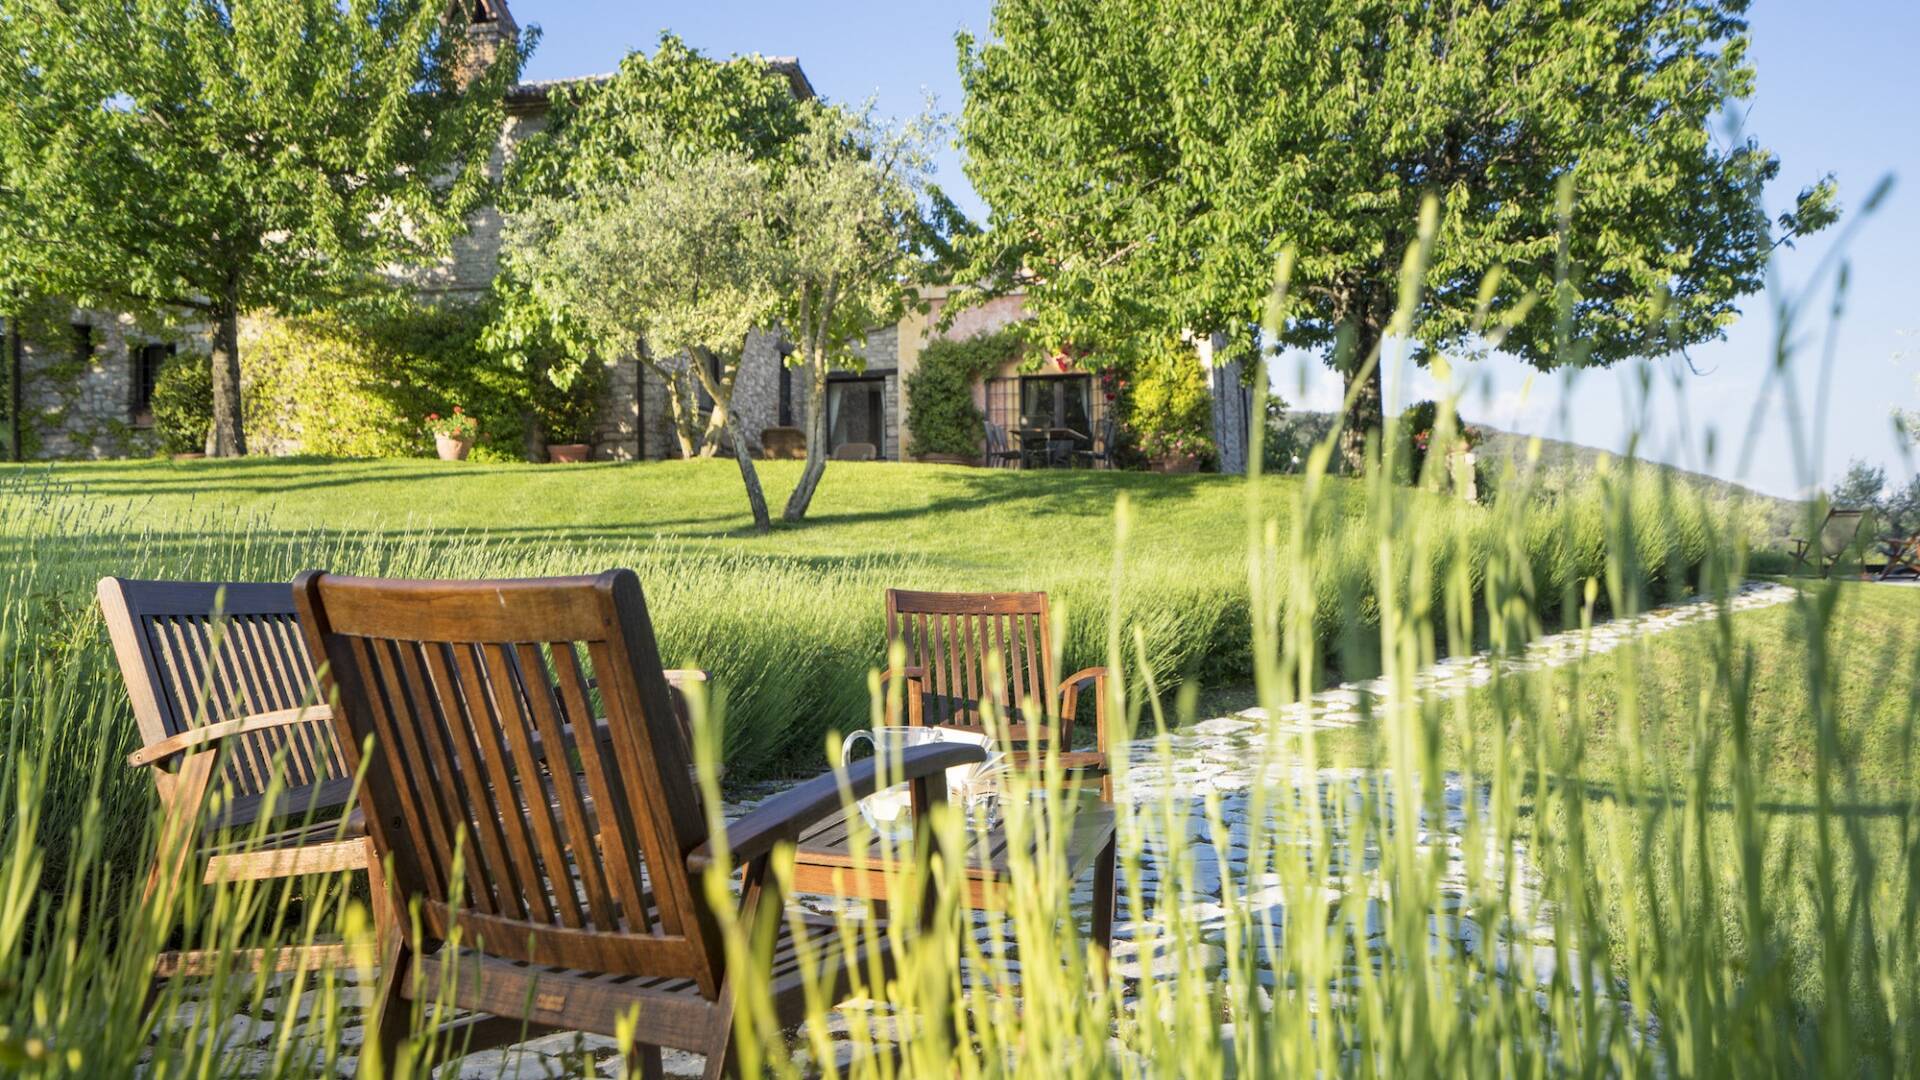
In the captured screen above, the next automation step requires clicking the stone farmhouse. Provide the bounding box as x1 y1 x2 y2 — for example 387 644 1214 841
3 0 1250 468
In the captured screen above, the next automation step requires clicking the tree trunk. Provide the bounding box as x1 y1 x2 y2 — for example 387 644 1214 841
782 348 829 523
645 359 698 459
6 310 21 462
1336 318 1384 476
689 346 770 534
207 302 246 457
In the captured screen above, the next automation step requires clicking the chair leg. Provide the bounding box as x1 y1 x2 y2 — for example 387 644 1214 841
626 1045 664 1080
361 839 399 961
700 981 740 1080
1091 833 1116 977
363 935 412 1078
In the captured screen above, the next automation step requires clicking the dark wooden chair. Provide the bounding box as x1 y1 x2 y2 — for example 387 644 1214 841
98 577 386 979
882 589 1111 789
293 569 981 1078
1880 532 1920 580
1075 413 1118 470
982 421 1022 469
1790 507 1870 578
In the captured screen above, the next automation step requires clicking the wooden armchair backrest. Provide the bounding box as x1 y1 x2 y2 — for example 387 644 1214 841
98 577 343 795
884 588 1058 734
293 570 724 993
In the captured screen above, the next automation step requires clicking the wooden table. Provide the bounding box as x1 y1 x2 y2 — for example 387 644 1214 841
788 791 1118 949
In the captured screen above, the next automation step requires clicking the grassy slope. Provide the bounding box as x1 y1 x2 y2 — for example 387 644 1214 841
4 455 1300 579
1 457 1348 783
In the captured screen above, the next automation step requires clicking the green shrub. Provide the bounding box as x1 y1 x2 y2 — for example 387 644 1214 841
243 301 541 461
148 352 212 454
532 361 608 445
905 328 1025 458
1127 337 1214 463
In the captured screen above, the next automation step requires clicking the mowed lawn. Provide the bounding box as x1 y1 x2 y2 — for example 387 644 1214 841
3 455 1295 571
4 457 1358 789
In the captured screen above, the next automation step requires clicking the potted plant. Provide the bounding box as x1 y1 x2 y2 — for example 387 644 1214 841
534 364 604 463
426 407 479 461
1141 429 1210 473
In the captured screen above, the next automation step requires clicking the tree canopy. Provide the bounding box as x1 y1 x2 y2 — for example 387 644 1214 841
484 33 807 385
0 0 525 455
959 0 1838 469
507 145 782 529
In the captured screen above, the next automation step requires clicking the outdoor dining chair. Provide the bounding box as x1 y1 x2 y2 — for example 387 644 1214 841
1790 507 1870 578
99 576 708 984
293 569 981 1077
785 588 1117 960
982 420 1022 468
98 576 384 979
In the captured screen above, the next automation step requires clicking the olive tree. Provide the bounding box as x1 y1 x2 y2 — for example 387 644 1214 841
776 105 940 522
507 148 782 532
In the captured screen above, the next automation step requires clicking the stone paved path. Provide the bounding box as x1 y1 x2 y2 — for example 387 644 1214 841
197 583 1797 1077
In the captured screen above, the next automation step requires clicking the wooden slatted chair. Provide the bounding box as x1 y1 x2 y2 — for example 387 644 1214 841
883 588 1112 795
98 577 384 979
1790 507 1870 578
293 569 981 1078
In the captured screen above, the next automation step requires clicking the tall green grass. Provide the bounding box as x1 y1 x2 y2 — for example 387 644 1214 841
0 220 1905 1076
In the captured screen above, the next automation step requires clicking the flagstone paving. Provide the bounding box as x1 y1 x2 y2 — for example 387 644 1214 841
186 583 1797 1077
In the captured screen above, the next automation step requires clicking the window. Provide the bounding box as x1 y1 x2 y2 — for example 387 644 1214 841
1017 374 1093 441
134 343 174 418
72 323 93 364
826 377 886 454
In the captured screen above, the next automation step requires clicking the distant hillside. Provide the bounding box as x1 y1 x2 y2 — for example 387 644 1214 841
1267 410 1806 543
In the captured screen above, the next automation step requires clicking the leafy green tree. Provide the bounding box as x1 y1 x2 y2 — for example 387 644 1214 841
486 33 807 460
0 0 526 455
507 148 782 532
1834 458 1887 512
959 0 1838 471
776 106 940 522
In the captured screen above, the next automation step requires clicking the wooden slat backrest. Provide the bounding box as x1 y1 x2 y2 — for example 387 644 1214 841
293 570 722 993
1820 509 1869 556
884 589 1058 738
97 577 344 795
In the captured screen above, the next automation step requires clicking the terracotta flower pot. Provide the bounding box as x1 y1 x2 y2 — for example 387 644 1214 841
546 442 590 464
1149 453 1200 474
434 434 473 461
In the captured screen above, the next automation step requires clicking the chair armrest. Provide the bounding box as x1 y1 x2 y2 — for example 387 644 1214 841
686 742 984 873
1058 665 1108 718
127 705 333 768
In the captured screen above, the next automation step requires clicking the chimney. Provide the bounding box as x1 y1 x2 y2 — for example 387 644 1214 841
456 0 519 88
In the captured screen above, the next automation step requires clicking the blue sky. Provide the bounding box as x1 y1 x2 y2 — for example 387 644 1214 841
515 1 1917 499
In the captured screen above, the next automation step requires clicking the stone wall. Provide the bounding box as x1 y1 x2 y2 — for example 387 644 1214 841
11 310 170 459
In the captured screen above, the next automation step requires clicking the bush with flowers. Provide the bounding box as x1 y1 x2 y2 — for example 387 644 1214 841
1399 399 1481 484
1123 337 1215 468
424 406 480 442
